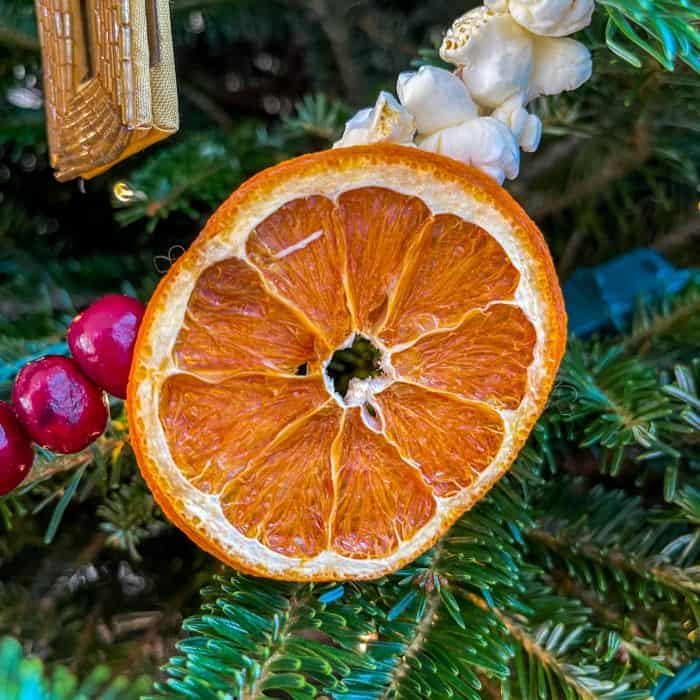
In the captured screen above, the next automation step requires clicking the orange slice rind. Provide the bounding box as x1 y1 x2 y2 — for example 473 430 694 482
128 145 566 581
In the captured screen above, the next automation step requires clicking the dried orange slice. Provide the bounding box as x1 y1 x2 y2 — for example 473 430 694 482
128 145 566 581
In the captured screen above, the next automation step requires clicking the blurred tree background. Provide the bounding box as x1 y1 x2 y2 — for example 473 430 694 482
0 1 699 698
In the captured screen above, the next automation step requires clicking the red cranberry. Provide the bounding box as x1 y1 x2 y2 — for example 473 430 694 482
67 294 145 399
12 356 108 454
0 401 34 495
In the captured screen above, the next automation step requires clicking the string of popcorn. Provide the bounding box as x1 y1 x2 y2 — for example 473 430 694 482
334 0 594 184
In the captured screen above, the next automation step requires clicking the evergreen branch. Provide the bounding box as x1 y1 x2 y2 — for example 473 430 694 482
282 94 349 143
529 480 700 614
149 574 377 699
379 578 446 697
114 135 238 232
673 484 700 525
551 342 683 476
97 483 167 561
114 130 287 231
0 636 150 699
340 580 512 699
597 0 700 72
469 578 657 699
490 605 601 700
547 567 687 670
662 362 700 441
529 527 700 596
624 282 700 360
144 164 228 219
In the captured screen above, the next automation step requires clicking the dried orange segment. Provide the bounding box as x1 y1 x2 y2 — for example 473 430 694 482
221 404 340 558
159 373 328 493
374 382 505 497
331 409 436 559
379 214 520 346
393 304 537 410
246 196 352 347
174 257 322 376
336 187 431 331
129 146 566 581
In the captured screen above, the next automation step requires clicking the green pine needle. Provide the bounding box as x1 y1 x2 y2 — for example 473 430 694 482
0 636 150 700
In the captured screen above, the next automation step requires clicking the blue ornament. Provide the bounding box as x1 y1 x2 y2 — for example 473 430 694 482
563 249 692 337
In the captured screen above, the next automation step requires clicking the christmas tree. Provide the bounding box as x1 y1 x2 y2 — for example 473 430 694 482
1 0 699 698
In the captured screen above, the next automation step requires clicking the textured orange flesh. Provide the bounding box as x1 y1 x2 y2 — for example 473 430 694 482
392 304 537 410
129 145 567 579
374 383 505 497
174 257 324 376
336 187 431 331
159 374 328 493
161 188 537 558
331 409 436 559
378 214 520 346
221 404 341 557
246 196 352 348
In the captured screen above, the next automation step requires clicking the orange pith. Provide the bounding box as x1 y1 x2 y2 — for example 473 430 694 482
128 145 566 581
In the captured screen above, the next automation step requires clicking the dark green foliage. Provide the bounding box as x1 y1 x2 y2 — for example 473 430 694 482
282 94 350 143
545 281 700 495
531 479 699 657
0 636 150 699
97 482 166 560
113 128 289 232
624 283 700 365
0 0 699 696
596 0 700 72
340 587 511 700
149 575 378 699
550 341 691 479
498 575 662 700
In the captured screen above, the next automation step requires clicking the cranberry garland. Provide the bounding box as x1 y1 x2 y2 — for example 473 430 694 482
0 403 34 495
13 356 110 454
0 294 145 495
68 294 145 399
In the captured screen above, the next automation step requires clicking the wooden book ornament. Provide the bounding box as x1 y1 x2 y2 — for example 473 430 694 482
35 0 178 181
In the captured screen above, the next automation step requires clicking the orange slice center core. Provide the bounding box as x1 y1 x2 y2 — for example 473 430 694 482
323 334 391 412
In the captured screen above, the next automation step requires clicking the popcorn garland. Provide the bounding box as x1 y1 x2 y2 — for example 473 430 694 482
334 0 594 184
